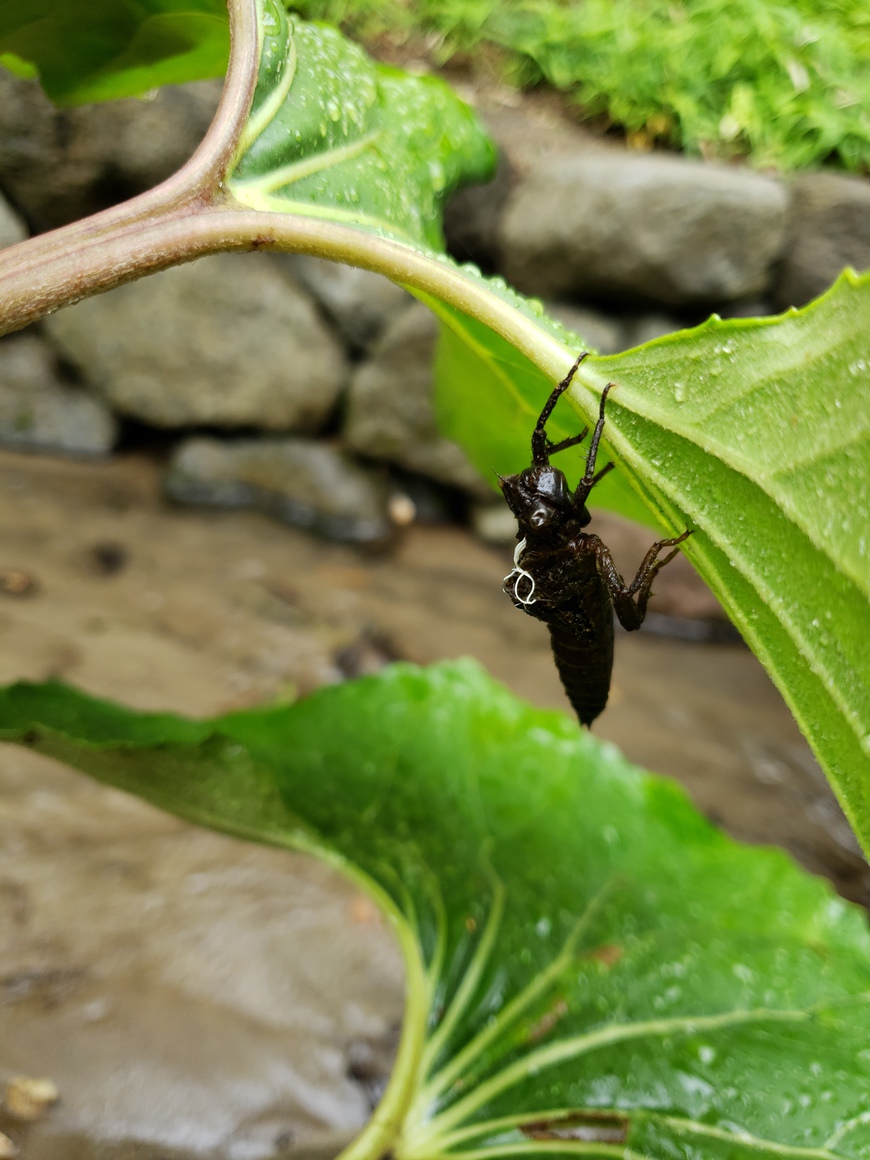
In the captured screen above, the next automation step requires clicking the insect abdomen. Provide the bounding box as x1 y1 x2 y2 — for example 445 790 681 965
548 617 614 727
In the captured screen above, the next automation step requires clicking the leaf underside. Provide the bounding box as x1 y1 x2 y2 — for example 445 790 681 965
1 663 870 1160
429 274 870 858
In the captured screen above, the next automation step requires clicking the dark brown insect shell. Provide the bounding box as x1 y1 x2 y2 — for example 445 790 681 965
498 463 592 538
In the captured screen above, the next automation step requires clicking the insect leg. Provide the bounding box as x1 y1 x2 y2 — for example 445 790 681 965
591 531 692 631
546 427 589 456
589 461 615 487
573 382 616 506
531 352 589 465
628 531 693 596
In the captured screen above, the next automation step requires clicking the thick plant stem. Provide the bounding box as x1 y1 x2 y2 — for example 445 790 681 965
0 203 571 380
0 0 260 337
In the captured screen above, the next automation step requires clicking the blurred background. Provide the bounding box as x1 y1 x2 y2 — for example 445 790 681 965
1 3 869 1155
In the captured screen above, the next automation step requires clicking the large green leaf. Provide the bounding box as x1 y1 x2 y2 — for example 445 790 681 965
428 275 870 853
225 2 496 249
0 0 229 105
1 663 869 1159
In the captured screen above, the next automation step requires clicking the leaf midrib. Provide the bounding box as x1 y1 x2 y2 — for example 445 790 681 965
230 128 383 198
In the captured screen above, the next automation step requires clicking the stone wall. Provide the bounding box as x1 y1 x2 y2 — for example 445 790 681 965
2 70 869 549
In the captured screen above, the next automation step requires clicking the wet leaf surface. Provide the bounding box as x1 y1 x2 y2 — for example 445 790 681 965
226 2 496 249
0 663 869 1159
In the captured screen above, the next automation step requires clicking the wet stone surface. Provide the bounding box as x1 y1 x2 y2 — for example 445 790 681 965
0 194 26 251
279 255 411 354
43 254 348 433
499 151 788 306
342 303 489 497
0 71 221 231
0 769 402 1160
0 334 117 458
0 449 866 1159
165 436 395 547
773 171 870 309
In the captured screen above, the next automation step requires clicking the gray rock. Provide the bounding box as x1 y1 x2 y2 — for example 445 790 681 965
2 749 401 1160
621 313 682 350
500 152 788 306
279 255 411 352
471 500 517 546
44 254 347 431
718 299 773 319
0 192 26 249
343 303 490 498
773 172 870 309
473 86 610 184
444 150 514 268
0 333 117 456
544 303 625 354
103 81 223 195
165 436 394 545
0 70 221 230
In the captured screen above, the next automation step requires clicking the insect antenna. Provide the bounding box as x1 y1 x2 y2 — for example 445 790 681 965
530 352 589 465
